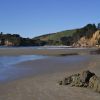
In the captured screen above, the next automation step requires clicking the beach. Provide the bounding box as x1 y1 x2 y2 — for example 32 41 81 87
0 47 100 100
0 47 98 56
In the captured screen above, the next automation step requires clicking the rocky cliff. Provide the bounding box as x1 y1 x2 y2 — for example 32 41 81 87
73 30 100 47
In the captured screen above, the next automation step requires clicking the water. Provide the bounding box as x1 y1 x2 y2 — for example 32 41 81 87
0 55 47 82
0 46 92 83
0 46 92 50
0 54 90 83
0 55 45 67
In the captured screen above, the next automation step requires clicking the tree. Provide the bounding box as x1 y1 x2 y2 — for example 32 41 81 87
72 24 97 41
0 32 3 35
60 36 73 46
98 23 100 29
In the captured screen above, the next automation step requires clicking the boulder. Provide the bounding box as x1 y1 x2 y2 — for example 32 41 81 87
70 72 92 87
58 70 100 93
89 75 100 92
59 76 72 85
80 70 95 83
59 71 95 87
71 74 83 87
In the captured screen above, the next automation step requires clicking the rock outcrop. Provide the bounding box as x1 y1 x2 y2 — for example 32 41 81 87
73 30 100 47
89 75 100 92
4 40 15 46
59 70 100 93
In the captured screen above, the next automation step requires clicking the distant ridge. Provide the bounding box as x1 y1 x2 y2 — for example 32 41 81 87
0 23 100 47
33 29 77 46
33 23 100 47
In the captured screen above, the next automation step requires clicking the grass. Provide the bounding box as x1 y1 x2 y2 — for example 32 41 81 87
35 29 76 41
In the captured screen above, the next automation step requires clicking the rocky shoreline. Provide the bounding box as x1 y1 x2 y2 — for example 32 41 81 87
59 70 100 93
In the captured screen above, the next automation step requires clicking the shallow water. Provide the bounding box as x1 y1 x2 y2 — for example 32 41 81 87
0 55 47 82
0 53 92 83
0 55 46 67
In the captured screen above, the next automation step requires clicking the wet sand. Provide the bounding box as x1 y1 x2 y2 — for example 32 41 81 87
0 48 100 100
0 47 98 56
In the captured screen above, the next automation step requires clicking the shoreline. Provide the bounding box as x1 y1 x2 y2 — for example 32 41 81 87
0 55 90 83
0 48 100 100
0 47 99 56
0 58 100 100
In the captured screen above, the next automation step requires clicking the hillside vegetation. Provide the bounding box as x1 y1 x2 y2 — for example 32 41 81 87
33 23 99 46
33 29 77 45
73 30 100 47
35 29 76 41
0 23 100 47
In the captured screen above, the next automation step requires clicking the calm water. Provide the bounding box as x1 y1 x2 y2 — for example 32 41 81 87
0 54 90 83
0 55 46 67
0 46 92 50
0 47 92 83
0 55 47 82
0 55 89 83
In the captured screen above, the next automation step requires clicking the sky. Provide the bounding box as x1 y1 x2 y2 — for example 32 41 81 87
0 0 100 38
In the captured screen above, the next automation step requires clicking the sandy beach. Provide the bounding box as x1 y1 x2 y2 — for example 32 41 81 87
0 47 98 56
0 47 100 100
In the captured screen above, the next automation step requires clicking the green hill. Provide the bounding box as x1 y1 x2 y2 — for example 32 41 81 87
0 23 99 46
35 29 76 41
33 29 77 45
33 24 97 46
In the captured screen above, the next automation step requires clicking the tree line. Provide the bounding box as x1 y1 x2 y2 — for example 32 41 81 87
60 24 98 46
0 33 46 46
0 23 100 46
